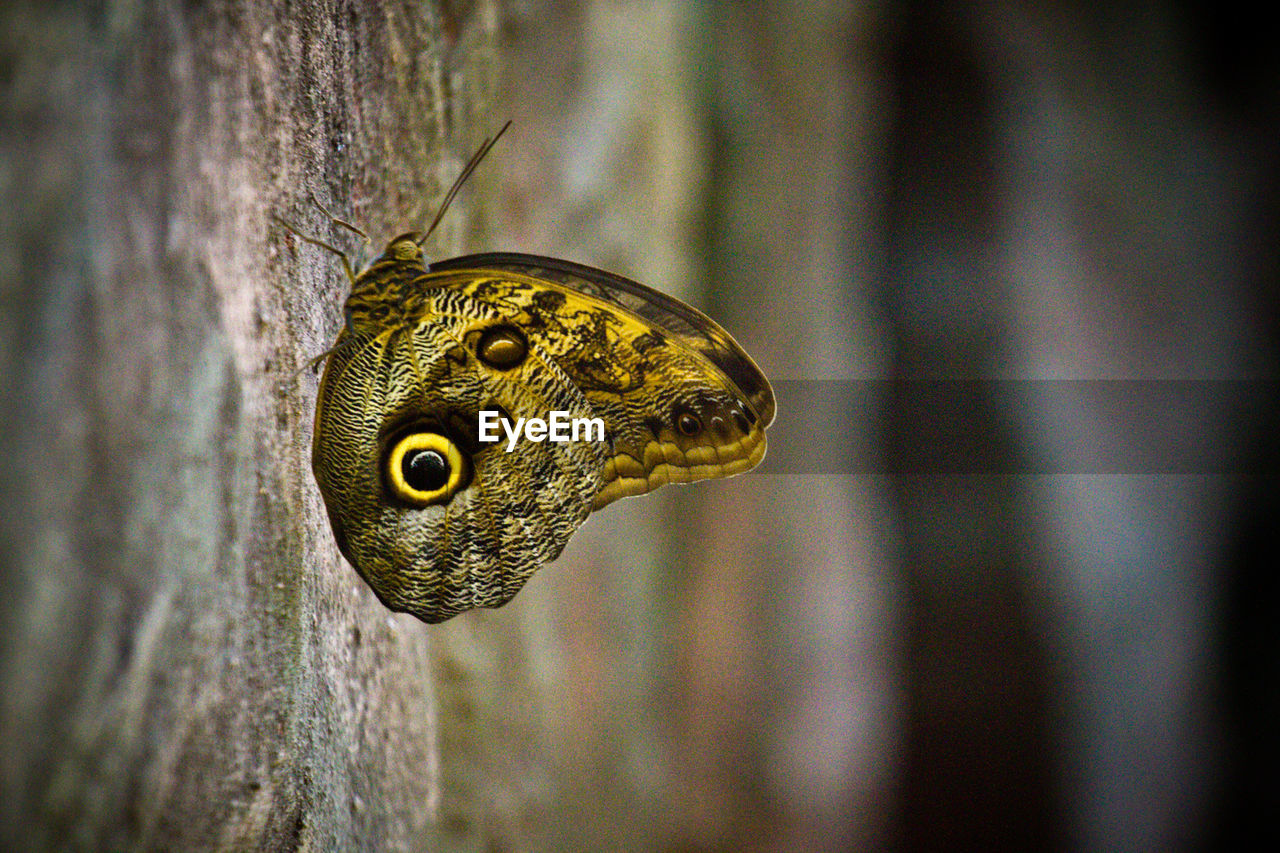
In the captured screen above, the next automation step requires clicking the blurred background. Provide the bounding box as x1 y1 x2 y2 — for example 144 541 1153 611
488 2 1278 849
2 0 1277 850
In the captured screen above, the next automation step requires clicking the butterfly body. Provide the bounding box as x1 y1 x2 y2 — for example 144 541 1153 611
311 236 774 623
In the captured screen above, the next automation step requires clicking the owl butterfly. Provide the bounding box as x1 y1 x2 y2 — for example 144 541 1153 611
296 123 774 623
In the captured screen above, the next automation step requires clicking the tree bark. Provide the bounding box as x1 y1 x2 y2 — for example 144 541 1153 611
0 1 526 848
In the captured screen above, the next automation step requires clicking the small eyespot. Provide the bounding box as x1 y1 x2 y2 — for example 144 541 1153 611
476 326 528 369
731 410 751 434
386 432 466 506
675 409 702 437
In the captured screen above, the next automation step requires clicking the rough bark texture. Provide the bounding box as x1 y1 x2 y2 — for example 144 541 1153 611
0 1 509 849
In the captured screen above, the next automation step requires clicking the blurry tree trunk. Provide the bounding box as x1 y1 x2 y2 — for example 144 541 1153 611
495 2 897 848
886 3 1278 850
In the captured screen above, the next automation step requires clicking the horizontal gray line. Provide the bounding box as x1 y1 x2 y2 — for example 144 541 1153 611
754 380 1278 474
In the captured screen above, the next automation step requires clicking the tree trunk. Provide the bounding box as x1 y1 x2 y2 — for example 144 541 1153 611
0 1 526 848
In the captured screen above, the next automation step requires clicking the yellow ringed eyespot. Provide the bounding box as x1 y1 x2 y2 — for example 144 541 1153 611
386 432 465 505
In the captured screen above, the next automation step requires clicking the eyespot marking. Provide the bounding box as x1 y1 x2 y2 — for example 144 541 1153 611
675 408 702 437
385 431 467 506
476 325 528 369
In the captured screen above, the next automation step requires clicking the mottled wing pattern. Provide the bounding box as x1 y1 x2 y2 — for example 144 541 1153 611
312 284 606 622
432 252 777 426
311 240 772 623
423 255 774 508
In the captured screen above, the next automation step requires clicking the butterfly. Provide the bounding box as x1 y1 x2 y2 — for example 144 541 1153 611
287 123 774 623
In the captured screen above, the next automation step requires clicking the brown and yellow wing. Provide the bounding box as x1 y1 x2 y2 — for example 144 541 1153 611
423 254 774 509
310 240 774 623
311 289 607 623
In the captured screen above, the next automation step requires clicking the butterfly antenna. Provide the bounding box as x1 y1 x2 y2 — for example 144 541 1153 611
416 120 512 247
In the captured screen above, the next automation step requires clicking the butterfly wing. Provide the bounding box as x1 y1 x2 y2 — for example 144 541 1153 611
431 253 776 424
312 244 774 623
424 254 774 509
312 289 607 623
